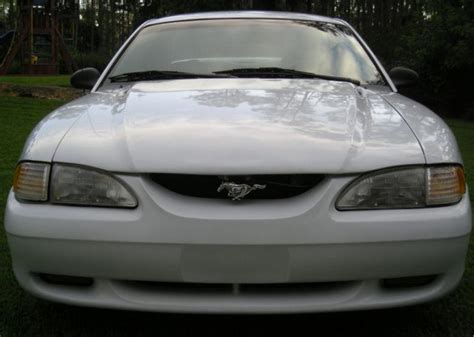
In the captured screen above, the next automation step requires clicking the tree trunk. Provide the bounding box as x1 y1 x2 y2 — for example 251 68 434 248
90 0 95 52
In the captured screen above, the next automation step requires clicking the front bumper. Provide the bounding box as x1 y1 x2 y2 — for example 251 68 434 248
5 176 472 313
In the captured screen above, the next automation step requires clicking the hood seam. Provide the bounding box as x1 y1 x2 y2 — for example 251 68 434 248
50 105 88 163
381 95 427 163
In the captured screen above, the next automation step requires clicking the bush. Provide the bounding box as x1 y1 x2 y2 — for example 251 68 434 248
392 4 474 116
72 52 110 72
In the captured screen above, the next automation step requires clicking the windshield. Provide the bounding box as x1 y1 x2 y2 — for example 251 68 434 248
107 19 385 85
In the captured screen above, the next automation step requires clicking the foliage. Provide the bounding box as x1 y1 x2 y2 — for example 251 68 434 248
0 96 472 336
0 75 70 87
395 1 474 116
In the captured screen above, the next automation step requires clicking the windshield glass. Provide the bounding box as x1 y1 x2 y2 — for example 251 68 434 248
107 19 385 85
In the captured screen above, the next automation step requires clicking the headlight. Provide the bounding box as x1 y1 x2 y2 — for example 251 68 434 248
13 162 137 208
13 162 50 201
51 164 137 208
336 165 466 210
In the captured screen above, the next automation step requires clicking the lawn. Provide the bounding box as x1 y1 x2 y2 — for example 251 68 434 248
0 96 472 337
0 75 71 87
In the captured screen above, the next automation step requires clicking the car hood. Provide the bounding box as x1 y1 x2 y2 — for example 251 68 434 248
53 79 425 174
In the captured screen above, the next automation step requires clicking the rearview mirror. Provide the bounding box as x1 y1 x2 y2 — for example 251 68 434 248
70 68 101 90
389 67 419 88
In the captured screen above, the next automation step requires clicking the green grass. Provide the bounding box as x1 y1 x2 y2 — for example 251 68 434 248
0 96 472 337
0 75 71 87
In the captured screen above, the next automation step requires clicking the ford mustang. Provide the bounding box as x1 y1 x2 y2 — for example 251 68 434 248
5 11 471 313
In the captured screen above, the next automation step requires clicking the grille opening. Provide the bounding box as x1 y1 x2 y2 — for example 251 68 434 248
123 280 233 294
150 174 325 199
120 280 355 295
39 273 94 287
381 275 437 289
240 281 355 294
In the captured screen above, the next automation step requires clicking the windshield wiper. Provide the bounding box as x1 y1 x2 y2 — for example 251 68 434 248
214 67 360 86
109 70 234 83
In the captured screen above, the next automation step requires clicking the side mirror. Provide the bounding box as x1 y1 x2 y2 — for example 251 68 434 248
389 67 419 88
70 67 101 90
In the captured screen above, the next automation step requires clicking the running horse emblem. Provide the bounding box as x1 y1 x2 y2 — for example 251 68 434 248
217 182 266 200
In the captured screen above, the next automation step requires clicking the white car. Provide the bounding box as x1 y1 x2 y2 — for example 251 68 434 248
5 11 471 313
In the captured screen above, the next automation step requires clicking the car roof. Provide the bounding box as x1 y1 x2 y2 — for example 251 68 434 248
143 11 347 27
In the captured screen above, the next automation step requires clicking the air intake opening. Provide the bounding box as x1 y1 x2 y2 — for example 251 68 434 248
39 273 94 287
122 281 233 294
381 275 437 289
150 174 325 199
240 281 355 294
119 280 356 295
